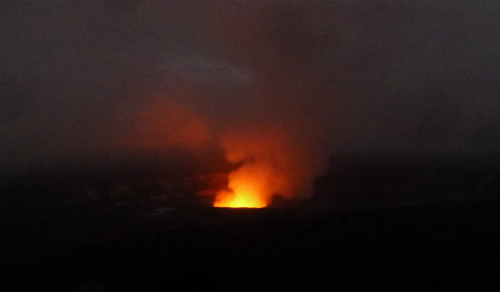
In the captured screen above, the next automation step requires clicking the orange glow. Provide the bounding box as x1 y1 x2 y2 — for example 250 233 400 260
214 188 267 208
213 160 270 208
213 129 290 208
116 89 212 153
212 124 328 208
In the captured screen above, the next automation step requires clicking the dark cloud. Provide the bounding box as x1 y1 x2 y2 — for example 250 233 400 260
1 0 499 174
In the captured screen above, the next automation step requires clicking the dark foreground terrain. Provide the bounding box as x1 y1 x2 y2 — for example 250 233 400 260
1 199 499 292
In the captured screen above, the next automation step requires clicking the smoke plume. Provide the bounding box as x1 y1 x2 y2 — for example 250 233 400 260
1 0 500 206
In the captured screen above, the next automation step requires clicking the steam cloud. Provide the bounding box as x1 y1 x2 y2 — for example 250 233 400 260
1 1 500 204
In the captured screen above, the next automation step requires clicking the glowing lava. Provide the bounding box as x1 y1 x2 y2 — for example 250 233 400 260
213 165 269 208
214 188 267 208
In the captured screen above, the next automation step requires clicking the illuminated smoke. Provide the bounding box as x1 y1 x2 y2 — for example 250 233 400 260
214 126 329 207
1 0 499 203
123 95 211 153
208 2 333 207
126 2 333 207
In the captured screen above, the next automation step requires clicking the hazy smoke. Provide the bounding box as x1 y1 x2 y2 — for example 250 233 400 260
1 1 500 202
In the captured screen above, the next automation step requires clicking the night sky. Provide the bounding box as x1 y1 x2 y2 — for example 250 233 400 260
1 0 500 174
1 3 500 291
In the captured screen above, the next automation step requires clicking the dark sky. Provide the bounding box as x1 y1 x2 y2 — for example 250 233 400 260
1 0 500 174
